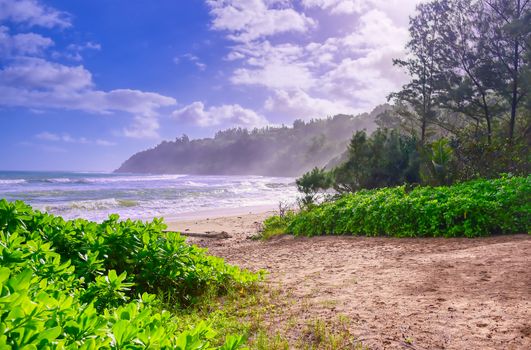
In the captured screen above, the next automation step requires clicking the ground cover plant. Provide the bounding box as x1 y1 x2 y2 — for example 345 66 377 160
263 175 530 238
0 199 261 349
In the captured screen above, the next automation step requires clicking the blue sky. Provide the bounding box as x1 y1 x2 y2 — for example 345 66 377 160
0 0 421 171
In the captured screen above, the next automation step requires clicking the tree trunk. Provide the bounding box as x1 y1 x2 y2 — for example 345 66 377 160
509 0 522 141
509 29 519 141
481 93 492 143
421 113 427 144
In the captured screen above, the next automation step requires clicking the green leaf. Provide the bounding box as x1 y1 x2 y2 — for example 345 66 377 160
0 267 10 284
36 326 62 343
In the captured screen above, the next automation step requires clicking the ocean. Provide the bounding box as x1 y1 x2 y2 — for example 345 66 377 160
0 171 298 222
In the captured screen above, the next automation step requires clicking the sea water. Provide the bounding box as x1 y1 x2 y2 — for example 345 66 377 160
0 171 298 221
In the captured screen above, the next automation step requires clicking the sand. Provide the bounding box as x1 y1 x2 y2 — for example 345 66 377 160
167 212 531 350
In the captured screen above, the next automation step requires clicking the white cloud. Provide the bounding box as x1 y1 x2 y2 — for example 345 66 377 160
95 139 116 146
0 86 176 117
324 9 408 51
0 57 93 91
232 61 314 90
0 58 176 138
0 1 176 139
211 3 413 120
173 101 268 128
195 62 207 71
59 41 102 61
36 131 60 141
174 53 207 71
316 9 410 108
36 131 115 146
67 41 101 51
0 25 53 56
265 89 359 118
301 0 364 14
206 0 316 42
302 0 422 23
123 115 160 139
0 0 71 28
44 42 102 62
228 41 315 90
42 145 67 153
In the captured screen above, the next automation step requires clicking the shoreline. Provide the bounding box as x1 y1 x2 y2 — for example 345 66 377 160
164 204 278 222
165 208 275 239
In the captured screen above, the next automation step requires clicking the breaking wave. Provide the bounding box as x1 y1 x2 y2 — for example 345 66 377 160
0 172 298 222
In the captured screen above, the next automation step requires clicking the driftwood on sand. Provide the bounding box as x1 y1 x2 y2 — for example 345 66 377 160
163 230 231 239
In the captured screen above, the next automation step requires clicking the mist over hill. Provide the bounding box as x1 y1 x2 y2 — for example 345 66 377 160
115 105 388 176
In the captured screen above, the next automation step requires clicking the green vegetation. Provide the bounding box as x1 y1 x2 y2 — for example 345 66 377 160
264 176 530 238
389 0 529 145
296 127 529 201
295 0 529 217
0 199 261 349
260 212 296 240
298 317 367 350
116 108 383 176
328 128 420 193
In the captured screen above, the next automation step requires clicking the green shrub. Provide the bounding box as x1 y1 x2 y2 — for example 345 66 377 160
264 176 530 238
0 200 259 349
260 211 296 239
295 167 333 206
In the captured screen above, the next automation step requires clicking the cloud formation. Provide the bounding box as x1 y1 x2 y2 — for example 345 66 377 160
174 53 207 71
0 0 71 28
0 58 176 139
207 0 316 42
301 0 363 14
264 89 354 118
1 0 424 138
0 58 175 116
0 26 53 56
173 101 268 128
0 0 176 139
36 131 116 146
207 0 416 120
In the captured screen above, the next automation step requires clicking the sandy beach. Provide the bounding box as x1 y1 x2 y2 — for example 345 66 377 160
167 212 531 350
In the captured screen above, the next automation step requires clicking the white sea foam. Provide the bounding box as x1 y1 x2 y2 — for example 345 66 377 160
43 174 188 184
44 198 140 212
46 178 84 183
0 179 27 185
0 172 298 222
183 181 210 187
83 174 188 183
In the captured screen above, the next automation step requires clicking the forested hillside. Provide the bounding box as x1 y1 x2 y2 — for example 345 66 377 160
116 106 385 176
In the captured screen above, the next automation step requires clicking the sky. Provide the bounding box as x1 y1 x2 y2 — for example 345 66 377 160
0 0 422 171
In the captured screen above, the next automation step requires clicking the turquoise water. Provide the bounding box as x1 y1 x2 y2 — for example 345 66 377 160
0 171 297 221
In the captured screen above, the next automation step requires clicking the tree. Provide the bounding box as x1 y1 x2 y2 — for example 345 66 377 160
330 129 420 193
481 0 530 140
421 138 456 185
435 0 504 143
295 167 333 206
389 1 447 144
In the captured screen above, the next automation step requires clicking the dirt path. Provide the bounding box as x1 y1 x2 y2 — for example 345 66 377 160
168 214 531 350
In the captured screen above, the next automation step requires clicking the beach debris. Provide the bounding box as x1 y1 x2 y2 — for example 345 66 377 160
164 230 231 239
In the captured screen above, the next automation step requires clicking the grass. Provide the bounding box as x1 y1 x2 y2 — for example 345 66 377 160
195 282 369 349
259 211 296 239
298 317 368 350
